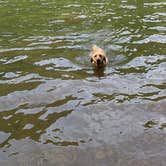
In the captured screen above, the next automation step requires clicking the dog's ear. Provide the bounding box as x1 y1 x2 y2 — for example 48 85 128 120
91 58 94 64
102 57 108 64
102 57 106 64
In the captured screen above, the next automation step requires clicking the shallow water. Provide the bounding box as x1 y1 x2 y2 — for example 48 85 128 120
0 0 166 165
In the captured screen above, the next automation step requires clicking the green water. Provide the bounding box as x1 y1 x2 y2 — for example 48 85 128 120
0 0 166 165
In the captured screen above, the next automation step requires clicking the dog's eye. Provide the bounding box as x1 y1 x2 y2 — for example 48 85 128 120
99 54 102 58
94 55 97 57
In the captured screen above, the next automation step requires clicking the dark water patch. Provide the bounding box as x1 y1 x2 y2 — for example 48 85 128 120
0 101 166 165
116 66 148 75
44 140 79 146
142 83 166 90
144 120 158 129
144 118 166 130
159 123 166 130
46 95 77 108
0 81 43 97
0 107 73 148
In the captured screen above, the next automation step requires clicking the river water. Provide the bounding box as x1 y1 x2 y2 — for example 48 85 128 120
0 0 166 165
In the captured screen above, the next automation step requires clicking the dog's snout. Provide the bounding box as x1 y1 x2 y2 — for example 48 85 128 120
97 59 100 64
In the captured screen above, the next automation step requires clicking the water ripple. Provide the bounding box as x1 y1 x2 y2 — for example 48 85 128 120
3 55 28 64
0 46 51 53
35 58 82 71
0 1 166 162
144 2 166 6
133 34 166 44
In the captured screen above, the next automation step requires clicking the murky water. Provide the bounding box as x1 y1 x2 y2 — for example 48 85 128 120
0 0 166 165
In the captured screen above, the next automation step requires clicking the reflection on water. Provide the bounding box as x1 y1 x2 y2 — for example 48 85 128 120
0 108 74 148
93 66 105 78
0 0 166 165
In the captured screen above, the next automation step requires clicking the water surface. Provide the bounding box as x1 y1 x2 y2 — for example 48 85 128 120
0 0 166 165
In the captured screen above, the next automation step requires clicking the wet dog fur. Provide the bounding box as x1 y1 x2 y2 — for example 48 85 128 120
90 45 108 67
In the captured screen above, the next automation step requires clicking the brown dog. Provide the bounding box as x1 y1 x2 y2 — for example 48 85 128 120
90 45 108 67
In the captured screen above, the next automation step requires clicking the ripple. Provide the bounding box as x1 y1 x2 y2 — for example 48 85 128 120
34 58 82 71
0 0 166 162
144 2 166 6
142 83 166 90
120 5 136 10
144 55 165 64
153 12 166 18
3 72 20 79
0 73 43 84
75 15 88 19
49 20 65 24
145 64 166 80
4 55 28 64
26 33 90 47
0 46 51 53
143 13 165 23
144 116 166 130
64 4 81 8
149 26 166 31
124 55 165 67
17 107 44 115
133 34 166 44
0 132 10 145
23 124 34 130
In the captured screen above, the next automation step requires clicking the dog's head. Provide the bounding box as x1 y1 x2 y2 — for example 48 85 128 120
90 45 108 67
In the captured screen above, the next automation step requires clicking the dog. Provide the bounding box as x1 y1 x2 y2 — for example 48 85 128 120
90 45 108 67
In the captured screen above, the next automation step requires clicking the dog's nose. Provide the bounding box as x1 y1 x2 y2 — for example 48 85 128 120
97 59 100 64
